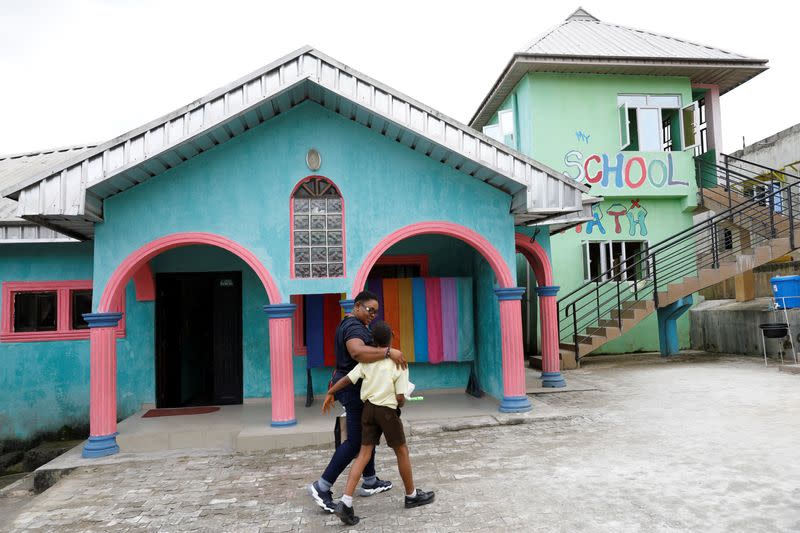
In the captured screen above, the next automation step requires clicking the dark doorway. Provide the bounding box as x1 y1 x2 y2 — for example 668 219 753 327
155 271 243 408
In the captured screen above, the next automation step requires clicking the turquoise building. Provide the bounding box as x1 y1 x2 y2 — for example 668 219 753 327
0 9 771 452
0 47 587 451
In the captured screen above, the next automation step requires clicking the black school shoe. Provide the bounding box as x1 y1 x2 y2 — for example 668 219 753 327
357 477 393 496
334 501 360 525
307 481 335 513
404 489 435 508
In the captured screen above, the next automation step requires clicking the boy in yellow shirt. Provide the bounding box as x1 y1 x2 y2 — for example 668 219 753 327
323 320 435 525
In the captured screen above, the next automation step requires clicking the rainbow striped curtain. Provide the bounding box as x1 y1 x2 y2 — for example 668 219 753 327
303 293 346 368
368 277 474 364
301 278 474 367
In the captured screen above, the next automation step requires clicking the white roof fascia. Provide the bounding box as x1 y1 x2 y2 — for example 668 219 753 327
5 48 589 233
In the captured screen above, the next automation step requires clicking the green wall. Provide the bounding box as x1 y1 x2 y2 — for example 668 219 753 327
490 72 700 353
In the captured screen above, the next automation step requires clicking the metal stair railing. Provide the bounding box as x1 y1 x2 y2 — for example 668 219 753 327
558 156 800 363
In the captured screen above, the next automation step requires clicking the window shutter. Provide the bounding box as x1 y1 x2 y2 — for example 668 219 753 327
682 103 698 150
618 103 630 150
582 242 589 282
482 124 501 142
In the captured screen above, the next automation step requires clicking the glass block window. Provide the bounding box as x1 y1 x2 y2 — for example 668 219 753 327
292 177 344 278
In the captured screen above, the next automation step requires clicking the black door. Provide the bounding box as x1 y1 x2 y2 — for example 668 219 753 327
155 272 243 407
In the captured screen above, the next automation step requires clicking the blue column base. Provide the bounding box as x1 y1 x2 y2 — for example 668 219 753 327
498 395 532 413
339 299 355 313
82 433 119 458
271 419 298 427
541 371 567 388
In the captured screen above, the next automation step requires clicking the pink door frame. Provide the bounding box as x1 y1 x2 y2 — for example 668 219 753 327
83 232 295 458
350 221 531 412
514 233 565 388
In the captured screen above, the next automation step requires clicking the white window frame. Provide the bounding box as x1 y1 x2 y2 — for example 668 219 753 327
636 107 663 152
582 240 651 282
618 103 630 150
483 109 515 145
482 123 501 142
617 94 684 153
681 102 699 151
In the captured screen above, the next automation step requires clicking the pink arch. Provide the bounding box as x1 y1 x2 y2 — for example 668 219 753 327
98 232 282 312
515 233 553 286
351 222 515 295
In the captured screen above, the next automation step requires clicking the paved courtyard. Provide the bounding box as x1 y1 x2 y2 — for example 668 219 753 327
3 353 800 532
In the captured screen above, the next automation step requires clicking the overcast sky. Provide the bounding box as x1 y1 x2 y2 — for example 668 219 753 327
1 0 796 156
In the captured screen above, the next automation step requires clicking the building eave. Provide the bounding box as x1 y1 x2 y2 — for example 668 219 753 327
470 54 768 129
6 48 591 239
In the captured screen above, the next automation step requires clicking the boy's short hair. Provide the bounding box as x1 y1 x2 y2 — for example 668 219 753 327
371 320 392 348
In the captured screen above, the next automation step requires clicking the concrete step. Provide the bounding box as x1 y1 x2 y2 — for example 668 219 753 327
578 334 605 346
585 326 611 337
611 308 635 320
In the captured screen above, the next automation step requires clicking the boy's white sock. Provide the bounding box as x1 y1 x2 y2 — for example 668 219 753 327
406 489 417 498
341 494 353 507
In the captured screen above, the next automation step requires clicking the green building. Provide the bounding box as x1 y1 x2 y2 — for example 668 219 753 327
471 8 768 360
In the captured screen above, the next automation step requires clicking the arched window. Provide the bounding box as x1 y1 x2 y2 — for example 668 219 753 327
291 176 344 278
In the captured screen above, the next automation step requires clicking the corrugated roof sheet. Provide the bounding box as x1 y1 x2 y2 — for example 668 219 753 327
0 145 94 223
470 8 768 128
4 47 591 238
521 8 754 61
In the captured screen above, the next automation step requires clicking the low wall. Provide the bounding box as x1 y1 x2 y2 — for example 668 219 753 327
690 298 800 357
700 260 800 300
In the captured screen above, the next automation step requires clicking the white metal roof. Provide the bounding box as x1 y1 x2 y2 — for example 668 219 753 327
0 146 94 242
2 47 590 239
471 8 768 129
522 7 752 61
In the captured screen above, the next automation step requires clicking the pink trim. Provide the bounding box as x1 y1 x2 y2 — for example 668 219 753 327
1 280 125 343
352 222 514 295
90 325 118 436
269 317 296 424
539 295 560 374
514 234 559 373
289 175 346 280
499 300 526 398
374 254 430 276
132 262 155 302
291 294 307 356
98 232 281 312
691 84 720 89
514 234 553 286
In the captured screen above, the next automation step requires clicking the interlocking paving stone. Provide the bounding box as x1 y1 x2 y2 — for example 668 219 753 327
4 355 800 531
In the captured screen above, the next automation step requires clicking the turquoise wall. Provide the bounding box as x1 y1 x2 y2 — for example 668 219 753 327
1 101 520 442
0 242 152 440
92 102 513 399
142 239 500 399
93 101 517 305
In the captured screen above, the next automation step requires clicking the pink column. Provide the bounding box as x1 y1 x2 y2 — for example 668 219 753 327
495 287 532 413
263 303 297 426
82 312 123 458
536 285 566 387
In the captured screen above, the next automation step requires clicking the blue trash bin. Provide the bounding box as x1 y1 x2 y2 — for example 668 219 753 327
770 275 800 309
